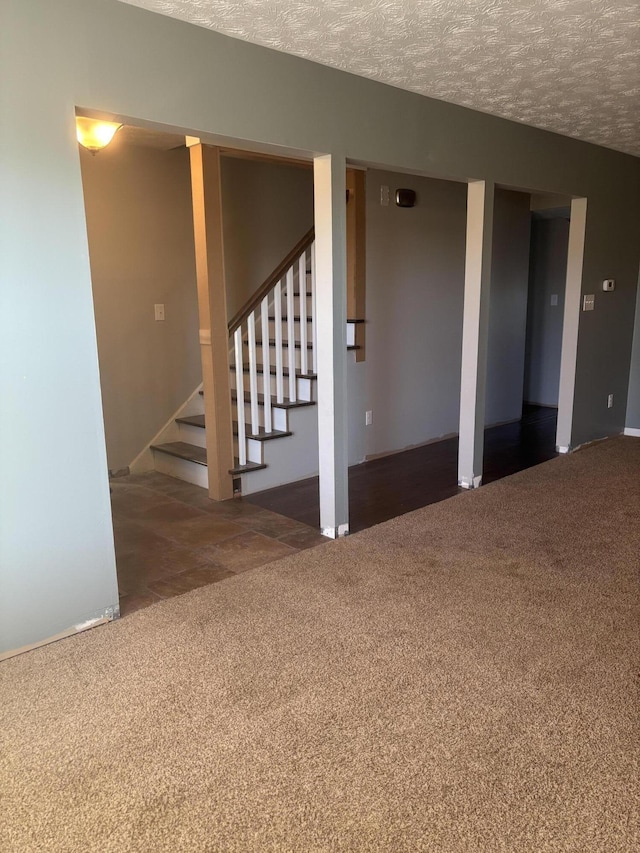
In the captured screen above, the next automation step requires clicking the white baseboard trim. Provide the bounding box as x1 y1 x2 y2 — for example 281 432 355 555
623 428 640 437
364 431 459 463
458 475 482 490
556 445 571 454
321 524 349 539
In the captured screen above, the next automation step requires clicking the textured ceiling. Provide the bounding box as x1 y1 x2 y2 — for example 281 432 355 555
118 124 185 149
118 0 640 157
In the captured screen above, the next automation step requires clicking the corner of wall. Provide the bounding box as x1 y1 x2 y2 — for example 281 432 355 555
624 268 640 430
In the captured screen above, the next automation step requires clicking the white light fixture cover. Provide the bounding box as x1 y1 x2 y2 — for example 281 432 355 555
76 117 122 153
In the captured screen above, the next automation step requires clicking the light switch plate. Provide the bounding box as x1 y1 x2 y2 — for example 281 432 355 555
582 294 595 312
154 303 165 321
550 294 558 306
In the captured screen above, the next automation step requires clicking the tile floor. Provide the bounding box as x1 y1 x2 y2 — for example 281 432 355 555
110 472 328 617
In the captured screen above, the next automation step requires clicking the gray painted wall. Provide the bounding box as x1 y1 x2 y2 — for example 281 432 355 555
524 217 570 407
570 197 638 444
363 170 467 457
625 270 640 430
80 143 201 473
485 190 532 425
222 158 314 319
360 176 532 459
2 0 639 654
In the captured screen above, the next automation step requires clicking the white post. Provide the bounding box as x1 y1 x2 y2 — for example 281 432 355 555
458 180 495 489
274 280 284 404
311 242 318 376
556 197 587 453
247 311 259 434
260 296 272 434
314 154 349 538
233 328 246 466
286 267 297 402
298 253 308 375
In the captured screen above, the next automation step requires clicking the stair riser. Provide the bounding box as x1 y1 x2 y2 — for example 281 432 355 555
237 401 288 432
267 318 312 339
279 270 311 289
178 422 206 449
152 450 208 488
178 419 272 465
242 344 312 372
231 373 313 402
258 318 353 348
232 436 263 464
245 279 311 318
279 294 314 315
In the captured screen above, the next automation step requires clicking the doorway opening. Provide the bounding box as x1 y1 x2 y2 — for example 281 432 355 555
482 190 572 482
248 178 582 533
77 114 326 616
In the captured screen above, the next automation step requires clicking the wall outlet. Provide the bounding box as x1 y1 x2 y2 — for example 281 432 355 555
607 394 614 409
154 303 165 321
550 294 558 306
365 410 373 426
380 185 389 207
582 294 595 312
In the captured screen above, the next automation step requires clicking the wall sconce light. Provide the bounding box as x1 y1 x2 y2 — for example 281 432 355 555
76 117 122 154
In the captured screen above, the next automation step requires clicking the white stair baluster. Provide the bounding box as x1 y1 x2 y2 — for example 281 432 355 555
298 253 308 375
310 242 317 375
274 279 284 404
247 311 259 434
260 296 272 433
233 327 246 466
286 266 297 402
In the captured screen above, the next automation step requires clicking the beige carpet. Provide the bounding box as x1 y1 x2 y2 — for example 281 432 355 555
1 438 639 852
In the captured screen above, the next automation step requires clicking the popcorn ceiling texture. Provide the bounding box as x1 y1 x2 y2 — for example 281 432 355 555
119 0 640 157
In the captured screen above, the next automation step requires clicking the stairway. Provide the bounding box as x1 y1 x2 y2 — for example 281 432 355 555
151 232 360 495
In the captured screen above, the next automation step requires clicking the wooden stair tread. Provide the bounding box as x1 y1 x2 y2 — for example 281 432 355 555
176 413 293 444
230 458 267 475
234 423 292 441
246 339 314 350
347 345 362 351
231 390 315 409
268 315 313 322
152 440 268 476
233 364 316 379
176 414 205 428
151 441 207 466
347 318 365 324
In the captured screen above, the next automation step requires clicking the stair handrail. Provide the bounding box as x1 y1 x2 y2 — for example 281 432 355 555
227 226 315 336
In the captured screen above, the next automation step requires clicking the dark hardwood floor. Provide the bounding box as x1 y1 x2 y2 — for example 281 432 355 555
247 404 558 534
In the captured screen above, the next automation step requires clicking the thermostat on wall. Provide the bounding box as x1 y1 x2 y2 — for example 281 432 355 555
395 188 416 208
602 279 615 291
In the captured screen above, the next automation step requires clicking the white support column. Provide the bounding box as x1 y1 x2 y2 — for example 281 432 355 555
314 154 349 538
556 197 587 453
458 180 495 489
